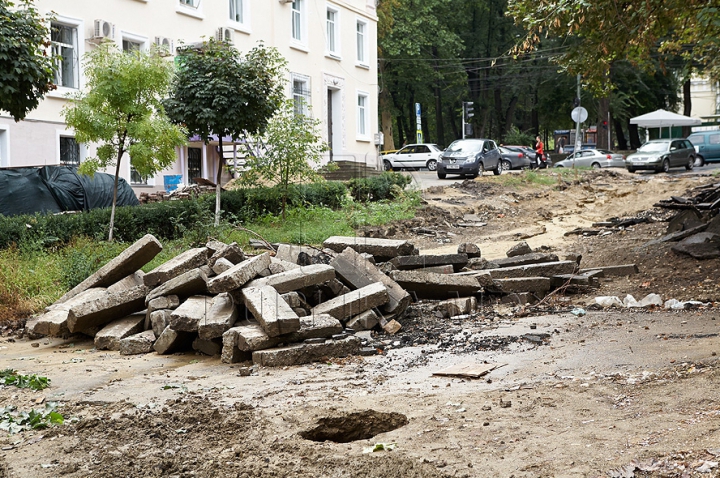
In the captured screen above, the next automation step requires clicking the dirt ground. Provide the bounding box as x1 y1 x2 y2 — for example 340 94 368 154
2 169 720 478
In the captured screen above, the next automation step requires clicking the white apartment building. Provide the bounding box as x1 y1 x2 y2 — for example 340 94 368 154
0 0 380 192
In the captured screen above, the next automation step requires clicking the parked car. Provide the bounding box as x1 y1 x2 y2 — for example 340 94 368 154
437 139 502 179
553 149 626 169
504 145 552 168
498 146 533 170
562 143 595 155
625 139 696 173
687 130 720 167
382 143 442 171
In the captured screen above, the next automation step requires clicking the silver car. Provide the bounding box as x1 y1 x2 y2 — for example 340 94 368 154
382 143 443 171
626 139 696 173
554 149 626 169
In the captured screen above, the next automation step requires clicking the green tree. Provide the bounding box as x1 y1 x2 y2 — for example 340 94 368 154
63 44 187 241
0 0 55 121
241 100 328 219
165 40 287 226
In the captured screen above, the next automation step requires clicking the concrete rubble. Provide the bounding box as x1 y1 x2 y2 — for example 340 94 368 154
28 232 634 367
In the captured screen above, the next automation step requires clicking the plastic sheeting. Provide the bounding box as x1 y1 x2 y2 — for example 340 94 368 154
0 166 139 217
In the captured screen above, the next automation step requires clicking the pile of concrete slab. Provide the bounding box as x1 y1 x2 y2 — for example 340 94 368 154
26 234 636 367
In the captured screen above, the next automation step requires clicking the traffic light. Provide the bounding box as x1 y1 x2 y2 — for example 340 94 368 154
464 102 474 122
573 97 580 108
602 120 608 129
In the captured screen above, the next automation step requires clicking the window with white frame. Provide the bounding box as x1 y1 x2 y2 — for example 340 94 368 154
357 93 369 137
59 136 80 166
51 22 79 88
0 125 9 168
292 75 311 117
229 0 244 23
130 161 148 185
356 19 368 66
180 0 198 7
122 39 142 52
291 0 303 43
326 7 339 56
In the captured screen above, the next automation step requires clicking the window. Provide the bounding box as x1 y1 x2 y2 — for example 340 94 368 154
291 0 303 43
356 20 367 65
51 23 79 88
122 39 142 52
229 0 243 23
292 75 311 117
0 125 9 167
59 137 80 166
357 93 368 137
130 165 147 185
187 147 202 184
180 0 197 6
326 8 339 56
710 134 720 145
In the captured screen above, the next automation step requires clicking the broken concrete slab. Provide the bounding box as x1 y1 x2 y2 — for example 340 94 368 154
506 241 532 257
150 309 172 338
499 292 536 306
197 292 239 340
331 247 410 317
67 285 149 333
275 244 321 264
550 273 600 288
280 291 303 309
578 264 639 277
207 242 245 268
382 319 402 334
192 337 222 356
345 309 379 331
465 257 489 270
457 243 481 258
212 257 235 275
169 295 211 332
94 312 145 351
389 254 468 272
671 232 720 259
489 252 560 268
269 257 302 274
452 270 493 287
487 261 576 279
246 264 336 294
32 288 107 337
667 209 705 234
232 324 283 352
146 268 209 303
323 236 417 261
490 277 551 294
143 247 210 287
221 329 252 364
153 327 194 355
389 270 482 300
252 336 361 367
58 234 162 304
242 285 301 337
283 314 343 343
420 265 454 274
310 282 389 321
144 295 180 330
119 330 156 355
207 253 271 294
107 271 145 294
435 297 477 318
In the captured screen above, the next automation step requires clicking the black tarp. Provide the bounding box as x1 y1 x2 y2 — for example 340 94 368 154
0 166 139 216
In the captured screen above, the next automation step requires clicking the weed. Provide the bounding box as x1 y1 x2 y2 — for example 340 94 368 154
0 369 50 390
0 402 64 434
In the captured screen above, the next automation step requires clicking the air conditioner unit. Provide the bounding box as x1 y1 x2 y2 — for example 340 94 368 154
154 37 174 56
216 27 233 43
92 20 115 41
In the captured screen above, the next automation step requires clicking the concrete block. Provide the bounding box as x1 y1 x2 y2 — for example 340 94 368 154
311 282 388 321
144 247 210 287
282 314 343 343
58 234 162 304
144 295 180 330
578 264 639 276
457 243 481 258
359 252 376 264
275 244 322 264
207 242 245 268
280 291 303 308
382 319 402 334
232 324 282 351
389 270 481 300
246 264 336 294
499 292 535 305
242 285 301 337
197 293 239 340
212 257 234 275
207 253 271 294
331 247 410 316
490 277 551 294
389 254 468 272
94 312 145 351
146 268 209 303
270 256 302 271
150 309 173 338
252 336 361 367
192 337 222 356
33 288 107 337
550 273 600 288
107 271 145 294
323 236 417 261
153 327 194 354
489 252 560 268
169 295 211 332
119 330 156 355
346 309 379 331
487 261 577 279
221 329 252 364
421 265 454 274
506 241 532 257
453 270 493 287
67 285 149 333
465 257 489 270
436 297 476 317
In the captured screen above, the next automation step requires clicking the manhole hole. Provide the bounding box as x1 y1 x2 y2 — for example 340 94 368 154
299 410 408 443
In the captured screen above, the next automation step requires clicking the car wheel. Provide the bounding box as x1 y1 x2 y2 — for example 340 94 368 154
437 172 446 179
695 155 705 167
591 162 601 169
383 159 393 171
426 159 438 171
501 159 512 171
627 168 636 173
658 159 670 173
685 156 695 171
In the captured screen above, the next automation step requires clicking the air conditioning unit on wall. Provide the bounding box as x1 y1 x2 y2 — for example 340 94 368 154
154 37 174 56
91 20 115 42
216 27 233 43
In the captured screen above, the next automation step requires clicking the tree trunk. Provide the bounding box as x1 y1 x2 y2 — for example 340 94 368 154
379 60 395 151
448 104 459 141
682 78 692 138
597 96 610 149
504 95 518 140
108 148 124 242
432 47 444 146
628 122 641 149
614 118 627 150
215 137 224 227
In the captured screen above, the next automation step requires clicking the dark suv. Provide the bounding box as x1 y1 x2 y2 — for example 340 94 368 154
437 139 502 179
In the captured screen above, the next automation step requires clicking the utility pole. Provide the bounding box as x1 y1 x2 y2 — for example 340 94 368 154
575 74 582 152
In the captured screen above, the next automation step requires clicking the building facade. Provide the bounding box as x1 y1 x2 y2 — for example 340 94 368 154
0 0 380 191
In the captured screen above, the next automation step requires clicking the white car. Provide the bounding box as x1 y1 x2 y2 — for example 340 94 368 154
554 149 626 169
382 143 442 171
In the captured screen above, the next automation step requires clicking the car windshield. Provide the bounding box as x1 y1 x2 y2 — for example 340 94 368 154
446 141 483 153
637 141 670 153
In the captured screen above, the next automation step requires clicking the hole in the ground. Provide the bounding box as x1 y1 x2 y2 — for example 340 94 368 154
299 410 408 443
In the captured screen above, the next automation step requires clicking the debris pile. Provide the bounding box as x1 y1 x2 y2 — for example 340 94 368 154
26 235 637 366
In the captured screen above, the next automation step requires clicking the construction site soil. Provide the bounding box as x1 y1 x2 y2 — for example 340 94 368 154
2 169 720 478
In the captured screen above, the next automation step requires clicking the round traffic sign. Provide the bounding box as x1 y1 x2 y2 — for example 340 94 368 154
571 106 588 123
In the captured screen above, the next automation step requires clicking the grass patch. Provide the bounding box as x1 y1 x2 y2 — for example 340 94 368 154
487 169 576 187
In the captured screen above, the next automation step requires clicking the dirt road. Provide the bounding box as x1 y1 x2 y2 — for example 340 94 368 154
2 169 719 478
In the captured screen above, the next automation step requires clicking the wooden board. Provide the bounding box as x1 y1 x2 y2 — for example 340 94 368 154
432 362 504 379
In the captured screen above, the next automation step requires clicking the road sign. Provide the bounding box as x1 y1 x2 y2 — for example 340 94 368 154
571 106 588 123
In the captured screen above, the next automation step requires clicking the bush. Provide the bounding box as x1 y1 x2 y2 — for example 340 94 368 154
346 172 412 201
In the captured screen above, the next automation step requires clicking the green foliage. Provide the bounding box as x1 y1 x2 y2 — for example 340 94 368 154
241 100 329 218
1 369 50 390
63 44 187 241
0 402 64 434
0 0 55 120
346 172 412 201
502 126 535 147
